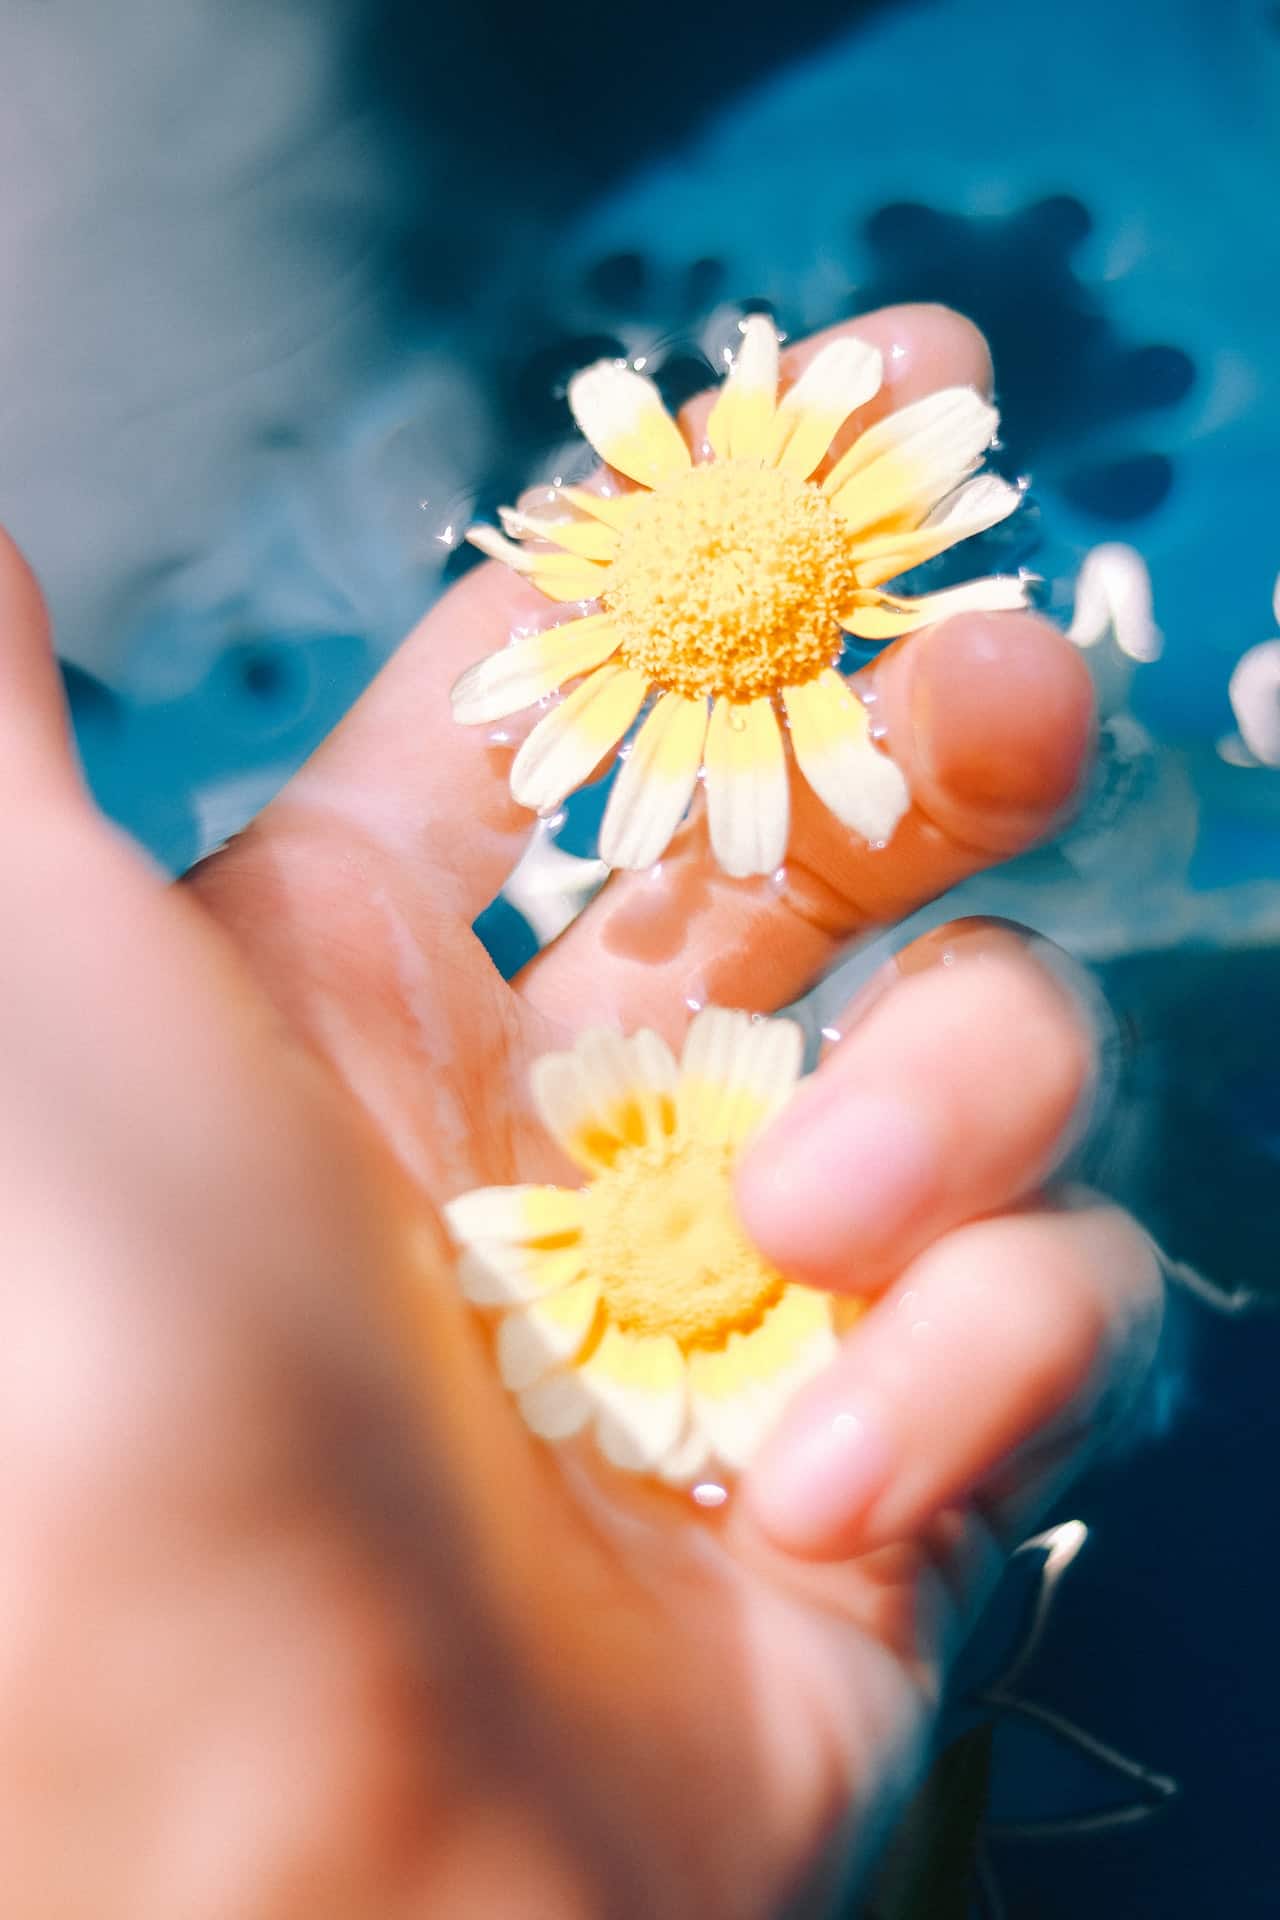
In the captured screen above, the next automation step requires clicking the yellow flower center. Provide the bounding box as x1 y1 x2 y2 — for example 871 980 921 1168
604 460 861 702
580 1137 784 1347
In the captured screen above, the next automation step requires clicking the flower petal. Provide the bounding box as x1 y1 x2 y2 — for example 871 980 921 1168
450 615 621 725
599 693 708 871
704 696 789 880
444 1183 584 1248
851 473 1023 588
677 1006 804 1146
531 1026 680 1172
557 485 644 533
579 1325 687 1472
688 1287 837 1470
466 522 611 603
705 314 781 462
783 669 910 843
456 1242 586 1308
499 506 621 564
496 1278 601 1390
518 1368 592 1441
510 664 649 813
841 573 1031 640
568 362 692 489
824 385 998 531
657 1421 715 1487
764 335 883 479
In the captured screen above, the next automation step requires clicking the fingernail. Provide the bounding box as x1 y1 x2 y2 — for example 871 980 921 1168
748 1399 892 1555
737 1092 938 1277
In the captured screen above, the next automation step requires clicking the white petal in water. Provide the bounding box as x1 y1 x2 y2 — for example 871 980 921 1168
1068 544 1163 663
1227 640 1280 768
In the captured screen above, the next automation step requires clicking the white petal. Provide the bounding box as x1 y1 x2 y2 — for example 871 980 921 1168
496 1279 601 1391
842 574 1030 641
530 1025 680 1171
824 385 998 530
579 1326 687 1473
678 1006 804 1145
1067 544 1162 662
705 314 780 462
443 1184 584 1247
656 1421 715 1487
766 335 883 478
783 670 910 843
703 697 790 879
599 694 708 870
689 1289 837 1472
498 506 620 564
518 1369 592 1441
456 1242 585 1308
568 362 691 489
450 615 620 725
510 665 649 813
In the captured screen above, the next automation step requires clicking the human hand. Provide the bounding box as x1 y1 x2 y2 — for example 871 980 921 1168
0 305 1162 1918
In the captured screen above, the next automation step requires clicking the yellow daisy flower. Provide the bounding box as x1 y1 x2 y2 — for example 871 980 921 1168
443 1007 859 1486
451 315 1027 877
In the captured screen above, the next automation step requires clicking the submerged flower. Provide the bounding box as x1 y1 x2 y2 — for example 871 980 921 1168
452 315 1026 876
444 1008 857 1485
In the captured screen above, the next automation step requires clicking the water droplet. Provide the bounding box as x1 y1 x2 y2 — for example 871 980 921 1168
692 1481 728 1510
820 1024 843 1046
684 995 704 1014
487 727 511 747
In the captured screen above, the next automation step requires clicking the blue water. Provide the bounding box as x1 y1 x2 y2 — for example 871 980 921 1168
6 0 1279 1911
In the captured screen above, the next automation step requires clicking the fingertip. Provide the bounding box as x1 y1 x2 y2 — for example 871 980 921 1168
903 610 1095 828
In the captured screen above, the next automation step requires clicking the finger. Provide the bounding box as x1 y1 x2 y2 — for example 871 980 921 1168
735 922 1095 1295
519 608 1092 1034
228 303 996 930
0 529 83 814
745 1196 1162 1561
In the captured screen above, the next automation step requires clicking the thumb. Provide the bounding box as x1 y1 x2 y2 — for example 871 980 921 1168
0 529 83 810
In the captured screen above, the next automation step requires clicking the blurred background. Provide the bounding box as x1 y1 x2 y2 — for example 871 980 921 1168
2 0 1277 1911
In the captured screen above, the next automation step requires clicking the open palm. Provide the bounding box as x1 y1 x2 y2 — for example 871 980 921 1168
0 306 1160 1918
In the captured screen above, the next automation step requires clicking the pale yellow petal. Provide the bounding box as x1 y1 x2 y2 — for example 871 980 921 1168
509 664 649 813
449 615 620 725
579 1325 687 1472
466 522 612 603
686 1341 763 1470
568 362 692 489
705 314 780 462
496 1279 601 1390
824 385 998 530
703 696 789 880
677 1006 803 1146
557 485 644 533
518 1368 592 1441
851 473 1023 589
443 1183 585 1248
784 670 910 844
764 335 883 479
689 1287 837 1470
530 1025 679 1172
841 573 1030 641
498 506 621 564
599 694 708 871
456 1242 586 1308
